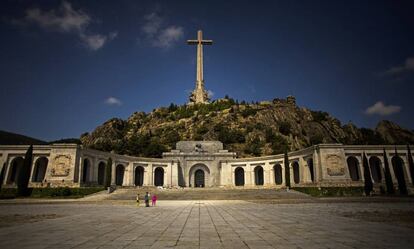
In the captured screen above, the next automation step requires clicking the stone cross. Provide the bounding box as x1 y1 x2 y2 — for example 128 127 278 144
187 30 213 104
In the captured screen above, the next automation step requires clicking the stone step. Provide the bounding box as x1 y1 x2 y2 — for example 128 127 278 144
105 187 311 200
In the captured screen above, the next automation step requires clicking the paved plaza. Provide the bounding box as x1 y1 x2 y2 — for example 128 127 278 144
0 200 413 249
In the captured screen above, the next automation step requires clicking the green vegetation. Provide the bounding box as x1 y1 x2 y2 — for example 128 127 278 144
0 187 104 199
293 187 364 197
284 151 290 188
271 135 290 154
311 111 329 122
214 124 245 144
355 128 385 145
241 106 257 118
244 137 264 156
278 121 291 136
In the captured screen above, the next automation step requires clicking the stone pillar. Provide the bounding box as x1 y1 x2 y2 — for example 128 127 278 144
125 162 133 186
264 162 271 186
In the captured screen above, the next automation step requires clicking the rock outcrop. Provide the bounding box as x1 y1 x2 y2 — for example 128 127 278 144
80 97 414 158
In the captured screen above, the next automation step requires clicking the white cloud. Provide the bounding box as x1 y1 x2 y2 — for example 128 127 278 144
152 26 183 48
80 32 117 50
141 12 163 35
105 97 122 106
20 1 116 51
365 101 401 116
25 1 90 33
385 57 414 75
141 11 183 49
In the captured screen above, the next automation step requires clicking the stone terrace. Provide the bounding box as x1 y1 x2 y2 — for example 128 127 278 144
0 200 413 249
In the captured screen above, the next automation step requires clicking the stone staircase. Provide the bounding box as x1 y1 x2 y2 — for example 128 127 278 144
104 187 312 201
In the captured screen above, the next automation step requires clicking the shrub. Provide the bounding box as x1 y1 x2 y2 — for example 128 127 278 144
279 121 291 136
311 111 329 122
271 135 289 154
244 137 263 156
241 107 257 118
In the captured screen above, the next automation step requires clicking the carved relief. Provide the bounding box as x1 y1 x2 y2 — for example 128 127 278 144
326 154 345 176
51 155 71 177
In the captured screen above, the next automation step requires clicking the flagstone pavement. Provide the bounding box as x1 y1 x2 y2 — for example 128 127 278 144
0 200 413 249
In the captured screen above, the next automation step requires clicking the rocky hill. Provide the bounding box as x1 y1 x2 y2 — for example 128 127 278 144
80 96 414 158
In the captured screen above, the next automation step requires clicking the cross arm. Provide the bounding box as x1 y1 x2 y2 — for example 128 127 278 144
187 40 213 45
201 40 213 45
187 40 198 45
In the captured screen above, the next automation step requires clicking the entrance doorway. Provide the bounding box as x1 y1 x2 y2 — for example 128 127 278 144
194 169 205 187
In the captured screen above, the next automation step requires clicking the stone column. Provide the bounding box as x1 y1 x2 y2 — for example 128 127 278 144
264 162 271 186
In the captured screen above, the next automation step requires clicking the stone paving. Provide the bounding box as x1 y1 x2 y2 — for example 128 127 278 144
0 200 413 249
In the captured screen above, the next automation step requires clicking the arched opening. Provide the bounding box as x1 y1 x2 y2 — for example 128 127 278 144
254 166 264 186
135 166 144 186
32 157 48 182
194 169 205 187
97 162 106 185
392 156 408 195
292 162 300 184
154 167 164 186
307 158 314 182
82 158 91 183
235 167 245 186
189 164 210 188
274 164 283 185
369 156 382 183
115 164 125 186
0 163 6 187
7 157 24 184
347 156 360 181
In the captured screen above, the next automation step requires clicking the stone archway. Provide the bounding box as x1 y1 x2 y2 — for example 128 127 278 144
274 164 283 185
392 156 407 195
97 162 106 185
254 166 264 186
189 164 210 188
292 162 300 184
234 167 245 186
7 157 24 184
135 166 144 186
347 156 360 181
32 157 48 183
115 164 125 186
194 169 205 187
307 158 314 182
369 156 382 183
154 167 164 186
82 158 91 184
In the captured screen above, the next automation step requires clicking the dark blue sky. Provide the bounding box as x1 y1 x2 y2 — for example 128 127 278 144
1 0 413 141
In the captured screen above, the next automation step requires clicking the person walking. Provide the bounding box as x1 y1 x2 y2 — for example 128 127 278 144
144 192 150 207
136 193 140 207
151 194 157 206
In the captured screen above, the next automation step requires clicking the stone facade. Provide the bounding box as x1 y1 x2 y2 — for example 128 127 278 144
0 142 413 193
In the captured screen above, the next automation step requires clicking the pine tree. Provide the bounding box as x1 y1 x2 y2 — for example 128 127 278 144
0 164 6 190
383 148 394 194
17 145 33 196
104 157 112 188
362 152 373 196
284 150 290 188
407 145 414 186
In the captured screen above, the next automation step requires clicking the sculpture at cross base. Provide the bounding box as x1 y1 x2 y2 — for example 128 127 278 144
187 30 213 104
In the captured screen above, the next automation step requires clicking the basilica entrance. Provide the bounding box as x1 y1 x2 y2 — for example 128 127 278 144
194 169 205 187
189 164 210 188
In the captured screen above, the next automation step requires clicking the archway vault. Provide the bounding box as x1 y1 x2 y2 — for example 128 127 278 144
189 164 211 188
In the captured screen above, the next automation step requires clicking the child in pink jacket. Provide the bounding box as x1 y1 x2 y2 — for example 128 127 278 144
151 194 157 206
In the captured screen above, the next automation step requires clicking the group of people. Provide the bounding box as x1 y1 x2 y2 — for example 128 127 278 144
136 192 157 207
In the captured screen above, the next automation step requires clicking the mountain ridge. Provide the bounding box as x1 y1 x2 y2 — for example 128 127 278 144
80 96 414 158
